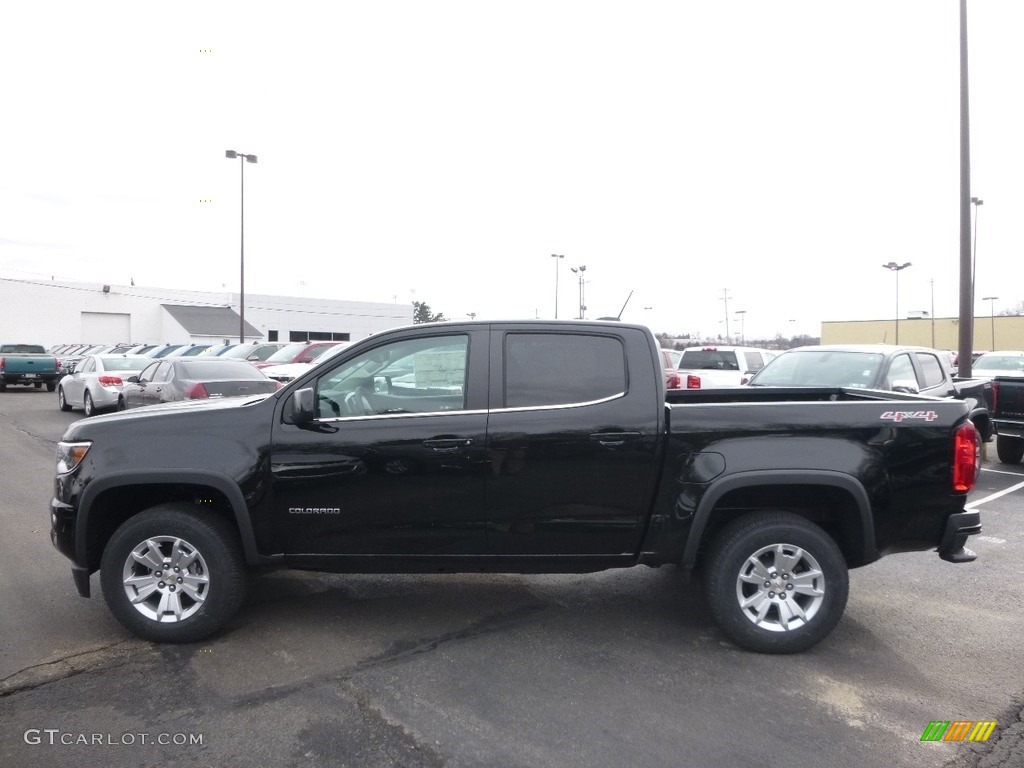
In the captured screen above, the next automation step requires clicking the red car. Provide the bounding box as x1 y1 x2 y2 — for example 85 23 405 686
253 341 342 369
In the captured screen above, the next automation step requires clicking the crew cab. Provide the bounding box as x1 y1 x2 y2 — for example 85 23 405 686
747 344 994 441
0 343 61 391
50 321 982 654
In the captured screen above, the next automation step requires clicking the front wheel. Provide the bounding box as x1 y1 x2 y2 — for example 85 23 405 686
996 435 1024 465
703 512 848 654
99 504 248 643
58 386 73 412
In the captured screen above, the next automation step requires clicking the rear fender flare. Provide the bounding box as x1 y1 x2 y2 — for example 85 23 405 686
680 470 877 568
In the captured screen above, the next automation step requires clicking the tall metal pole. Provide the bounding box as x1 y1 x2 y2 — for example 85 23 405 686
957 0 975 378
551 254 564 318
240 159 245 343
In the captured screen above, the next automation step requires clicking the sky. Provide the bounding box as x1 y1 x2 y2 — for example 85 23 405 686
2 1 1021 341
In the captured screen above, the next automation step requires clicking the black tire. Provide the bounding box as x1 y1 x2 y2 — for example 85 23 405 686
58 386 73 412
100 504 248 643
117 396 126 411
46 381 57 392
703 511 848 654
996 435 1024 465
0 381 6 392
34 382 43 389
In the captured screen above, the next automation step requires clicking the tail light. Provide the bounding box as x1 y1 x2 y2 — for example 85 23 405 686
185 383 210 399
686 374 702 389
666 371 682 389
952 421 979 492
97 376 123 387
991 381 999 414
0 357 5 372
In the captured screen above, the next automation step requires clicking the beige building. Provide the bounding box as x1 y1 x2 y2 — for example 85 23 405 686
821 315 1024 352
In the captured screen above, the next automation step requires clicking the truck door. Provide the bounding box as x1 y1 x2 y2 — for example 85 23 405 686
270 329 489 556
484 326 662 556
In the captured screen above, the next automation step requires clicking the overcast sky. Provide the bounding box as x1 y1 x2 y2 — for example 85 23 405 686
2 1 1020 340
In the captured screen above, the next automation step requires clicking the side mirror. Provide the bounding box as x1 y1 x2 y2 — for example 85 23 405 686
291 387 316 426
891 379 920 395
127 375 140 383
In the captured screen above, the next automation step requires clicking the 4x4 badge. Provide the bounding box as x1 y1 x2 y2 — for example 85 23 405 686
880 410 939 423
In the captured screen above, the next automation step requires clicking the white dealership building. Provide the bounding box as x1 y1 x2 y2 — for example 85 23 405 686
0 277 412 348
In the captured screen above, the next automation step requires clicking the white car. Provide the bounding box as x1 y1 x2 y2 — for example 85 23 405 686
57 354 152 416
676 345 777 388
260 342 351 382
971 351 1024 378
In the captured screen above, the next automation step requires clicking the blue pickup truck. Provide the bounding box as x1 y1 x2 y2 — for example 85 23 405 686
0 344 61 392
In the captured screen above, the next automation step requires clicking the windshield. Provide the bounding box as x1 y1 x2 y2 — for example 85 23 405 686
973 354 1024 373
751 350 885 388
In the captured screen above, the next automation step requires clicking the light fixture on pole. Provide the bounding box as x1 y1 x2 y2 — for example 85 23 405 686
971 197 983 298
982 295 998 350
882 261 912 343
226 149 258 342
570 265 587 319
735 310 747 345
551 254 564 318
720 289 732 340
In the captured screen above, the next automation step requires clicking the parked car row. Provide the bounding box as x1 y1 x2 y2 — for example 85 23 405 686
49 341 294 374
57 354 282 415
52 340 352 415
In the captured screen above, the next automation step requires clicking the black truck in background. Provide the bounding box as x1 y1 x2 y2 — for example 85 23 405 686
51 321 983 654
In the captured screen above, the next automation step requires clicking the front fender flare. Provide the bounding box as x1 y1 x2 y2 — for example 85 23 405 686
74 469 262 568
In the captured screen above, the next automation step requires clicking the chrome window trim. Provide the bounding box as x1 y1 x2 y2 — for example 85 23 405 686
313 391 625 423
492 391 626 413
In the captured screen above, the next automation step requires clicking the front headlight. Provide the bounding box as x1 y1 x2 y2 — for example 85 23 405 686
56 441 92 475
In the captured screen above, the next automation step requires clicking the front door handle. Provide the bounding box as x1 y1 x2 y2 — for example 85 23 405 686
589 431 642 447
423 437 474 453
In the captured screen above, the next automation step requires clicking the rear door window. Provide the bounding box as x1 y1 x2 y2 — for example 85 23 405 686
503 333 625 408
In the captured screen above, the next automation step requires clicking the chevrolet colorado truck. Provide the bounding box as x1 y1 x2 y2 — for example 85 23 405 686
0 344 61 391
50 321 982 653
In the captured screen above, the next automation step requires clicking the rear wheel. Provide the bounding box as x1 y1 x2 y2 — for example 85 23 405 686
703 512 848 654
117 396 126 411
58 386 73 412
996 435 1024 465
46 381 57 392
83 391 96 417
33 382 42 389
100 504 248 643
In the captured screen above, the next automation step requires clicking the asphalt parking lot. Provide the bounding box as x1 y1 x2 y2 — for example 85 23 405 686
1 387 1022 768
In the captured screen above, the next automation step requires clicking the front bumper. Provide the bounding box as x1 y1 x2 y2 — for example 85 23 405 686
938 510 982 563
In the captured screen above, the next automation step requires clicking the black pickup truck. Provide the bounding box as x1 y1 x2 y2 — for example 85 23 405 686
51 321 982 653
973 351 1024 463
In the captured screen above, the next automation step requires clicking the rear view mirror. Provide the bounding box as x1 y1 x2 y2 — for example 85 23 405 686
891 379 920 395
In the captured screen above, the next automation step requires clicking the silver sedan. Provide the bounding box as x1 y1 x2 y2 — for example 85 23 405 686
57 354 152 416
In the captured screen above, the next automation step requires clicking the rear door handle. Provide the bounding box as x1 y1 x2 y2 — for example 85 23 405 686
589 431 642 447
423 437 474 453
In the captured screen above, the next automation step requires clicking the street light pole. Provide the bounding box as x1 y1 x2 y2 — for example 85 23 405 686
971 197 983 299
226 150 257 342
882 261 912 344
570 265 587 319
982 295 998 350
735 310 746 345
551 254 564 318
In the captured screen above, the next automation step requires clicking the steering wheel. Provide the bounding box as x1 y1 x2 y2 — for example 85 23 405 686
343 388 373 416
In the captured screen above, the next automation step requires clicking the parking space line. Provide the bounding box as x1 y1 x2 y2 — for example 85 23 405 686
981 467 1024 477
967 479 1024 509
